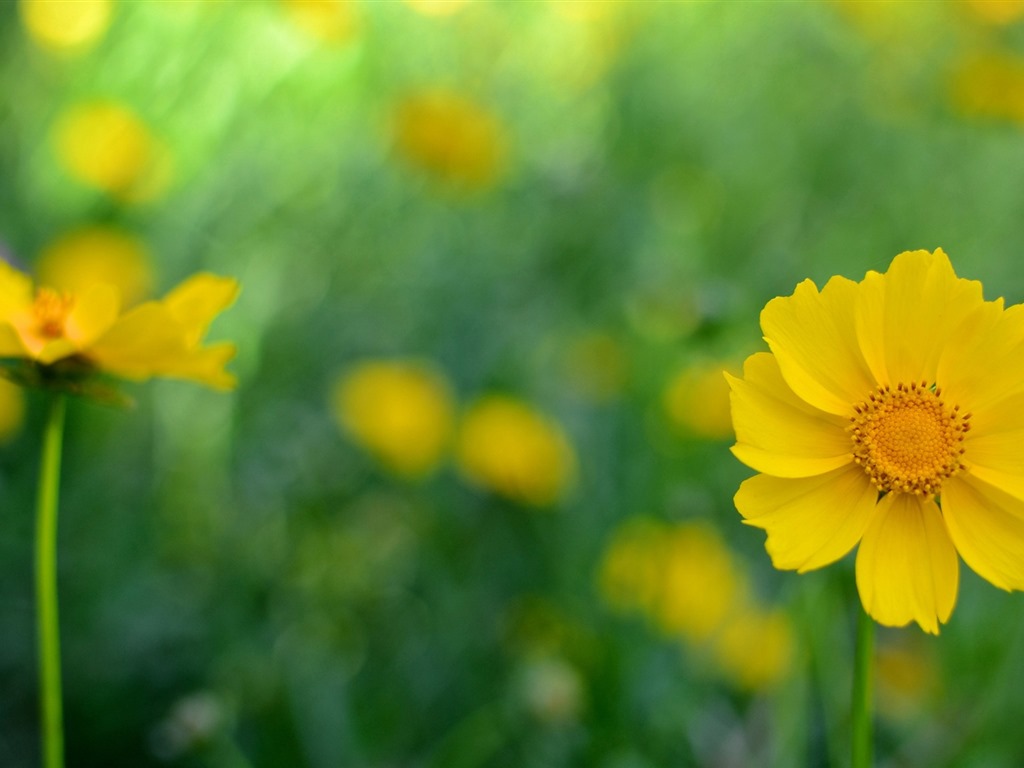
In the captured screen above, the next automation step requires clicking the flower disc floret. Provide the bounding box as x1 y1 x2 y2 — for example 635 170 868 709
850 381 970 496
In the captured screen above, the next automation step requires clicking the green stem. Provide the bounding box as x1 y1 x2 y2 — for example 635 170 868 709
851 604 875 768
35 394 67 768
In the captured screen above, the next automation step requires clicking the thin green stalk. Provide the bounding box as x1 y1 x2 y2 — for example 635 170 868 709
36 393 67 768
851 605 875 768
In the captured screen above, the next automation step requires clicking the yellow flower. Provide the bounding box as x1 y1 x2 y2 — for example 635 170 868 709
0 261 238 390
20 0 113 54
393 89 508 190
664 360 738 440
280 0 359 45
728 248 1024 633
404 0 470 16
53 101 172 202
598 517 670 615
713 607 793 691
961 0 1024 25
949 52 1024 125
332 360 454 478
654 522 744 643
875 636 939 720
563 331 627 403
599 518 743 643
456 396 575 506
37 226 153 308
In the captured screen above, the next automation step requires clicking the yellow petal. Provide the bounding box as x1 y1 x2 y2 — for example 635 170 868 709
856 249 984 387
855 493 958 634
162 274 240 346
86 302 190 378
0 324 27 357
35 338 78 365
761 275 875 416
728 352 852 478
937 300 1024 414
155 342 238 390
0 261 34 322
735 464 879 573
960 423 1024 501
64 282 120 347
942 475 1024 591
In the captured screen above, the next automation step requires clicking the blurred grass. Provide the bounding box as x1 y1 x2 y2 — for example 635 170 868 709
3 0 1024 766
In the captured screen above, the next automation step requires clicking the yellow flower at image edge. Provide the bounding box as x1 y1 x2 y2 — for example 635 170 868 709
729 248 1024 633
0 262 238 390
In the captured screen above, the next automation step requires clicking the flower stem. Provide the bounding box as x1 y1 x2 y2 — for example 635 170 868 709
35 393 67 768
851 604 875 768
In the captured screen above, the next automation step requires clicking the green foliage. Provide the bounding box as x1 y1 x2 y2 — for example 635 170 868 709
2 1 1024 766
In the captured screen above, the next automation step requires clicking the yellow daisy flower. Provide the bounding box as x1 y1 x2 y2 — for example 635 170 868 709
0 261 238 391
729 248 1024 633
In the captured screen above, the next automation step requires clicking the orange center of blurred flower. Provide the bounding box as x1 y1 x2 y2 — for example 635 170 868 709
32 288 74 339
849 382 970 496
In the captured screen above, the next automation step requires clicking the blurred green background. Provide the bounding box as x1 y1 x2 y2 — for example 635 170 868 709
4 0 1024 766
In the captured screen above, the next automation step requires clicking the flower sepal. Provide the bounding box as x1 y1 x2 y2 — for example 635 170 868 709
0 358 135 408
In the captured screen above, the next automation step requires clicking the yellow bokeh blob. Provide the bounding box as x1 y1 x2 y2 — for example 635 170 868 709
713 608 793 691
598 516 793 691
20 0 112 54
53 101 172 202
280 0 359 44
663 360 738 440
393 89 508 190
332 360 455 478
404 0 470 16
36 227 153 308
0 379 26 444
962 0 1024 24
598 517 670 615
949 52 1024 124
876 638 939 720
654 523 744 643
456 396 575 506
564 332 627 403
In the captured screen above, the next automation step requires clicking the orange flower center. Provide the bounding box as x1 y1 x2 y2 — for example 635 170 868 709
32 288 74 339
849 381 970 496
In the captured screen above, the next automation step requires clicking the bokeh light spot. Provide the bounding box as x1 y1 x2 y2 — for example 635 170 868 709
37 227 153 307
20 0 113 54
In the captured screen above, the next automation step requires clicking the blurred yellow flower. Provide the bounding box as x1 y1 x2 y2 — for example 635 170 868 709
0 262 238 390
654 522 744 643
280 0 358 44
20 0 112 54
949 52 1024 124
37 227 153 308
713 607 793 691
598 517 669 615
599 515 793 690
961 0 1024 24
664 360 738 440
564 332 627 403
729 248 1024 633
332 360 454 478
456 395 575 506
393 89 508 190
875 637 939 720
0 379 26 443
404 0 470 16
518 656 584 725
53 101 172 202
